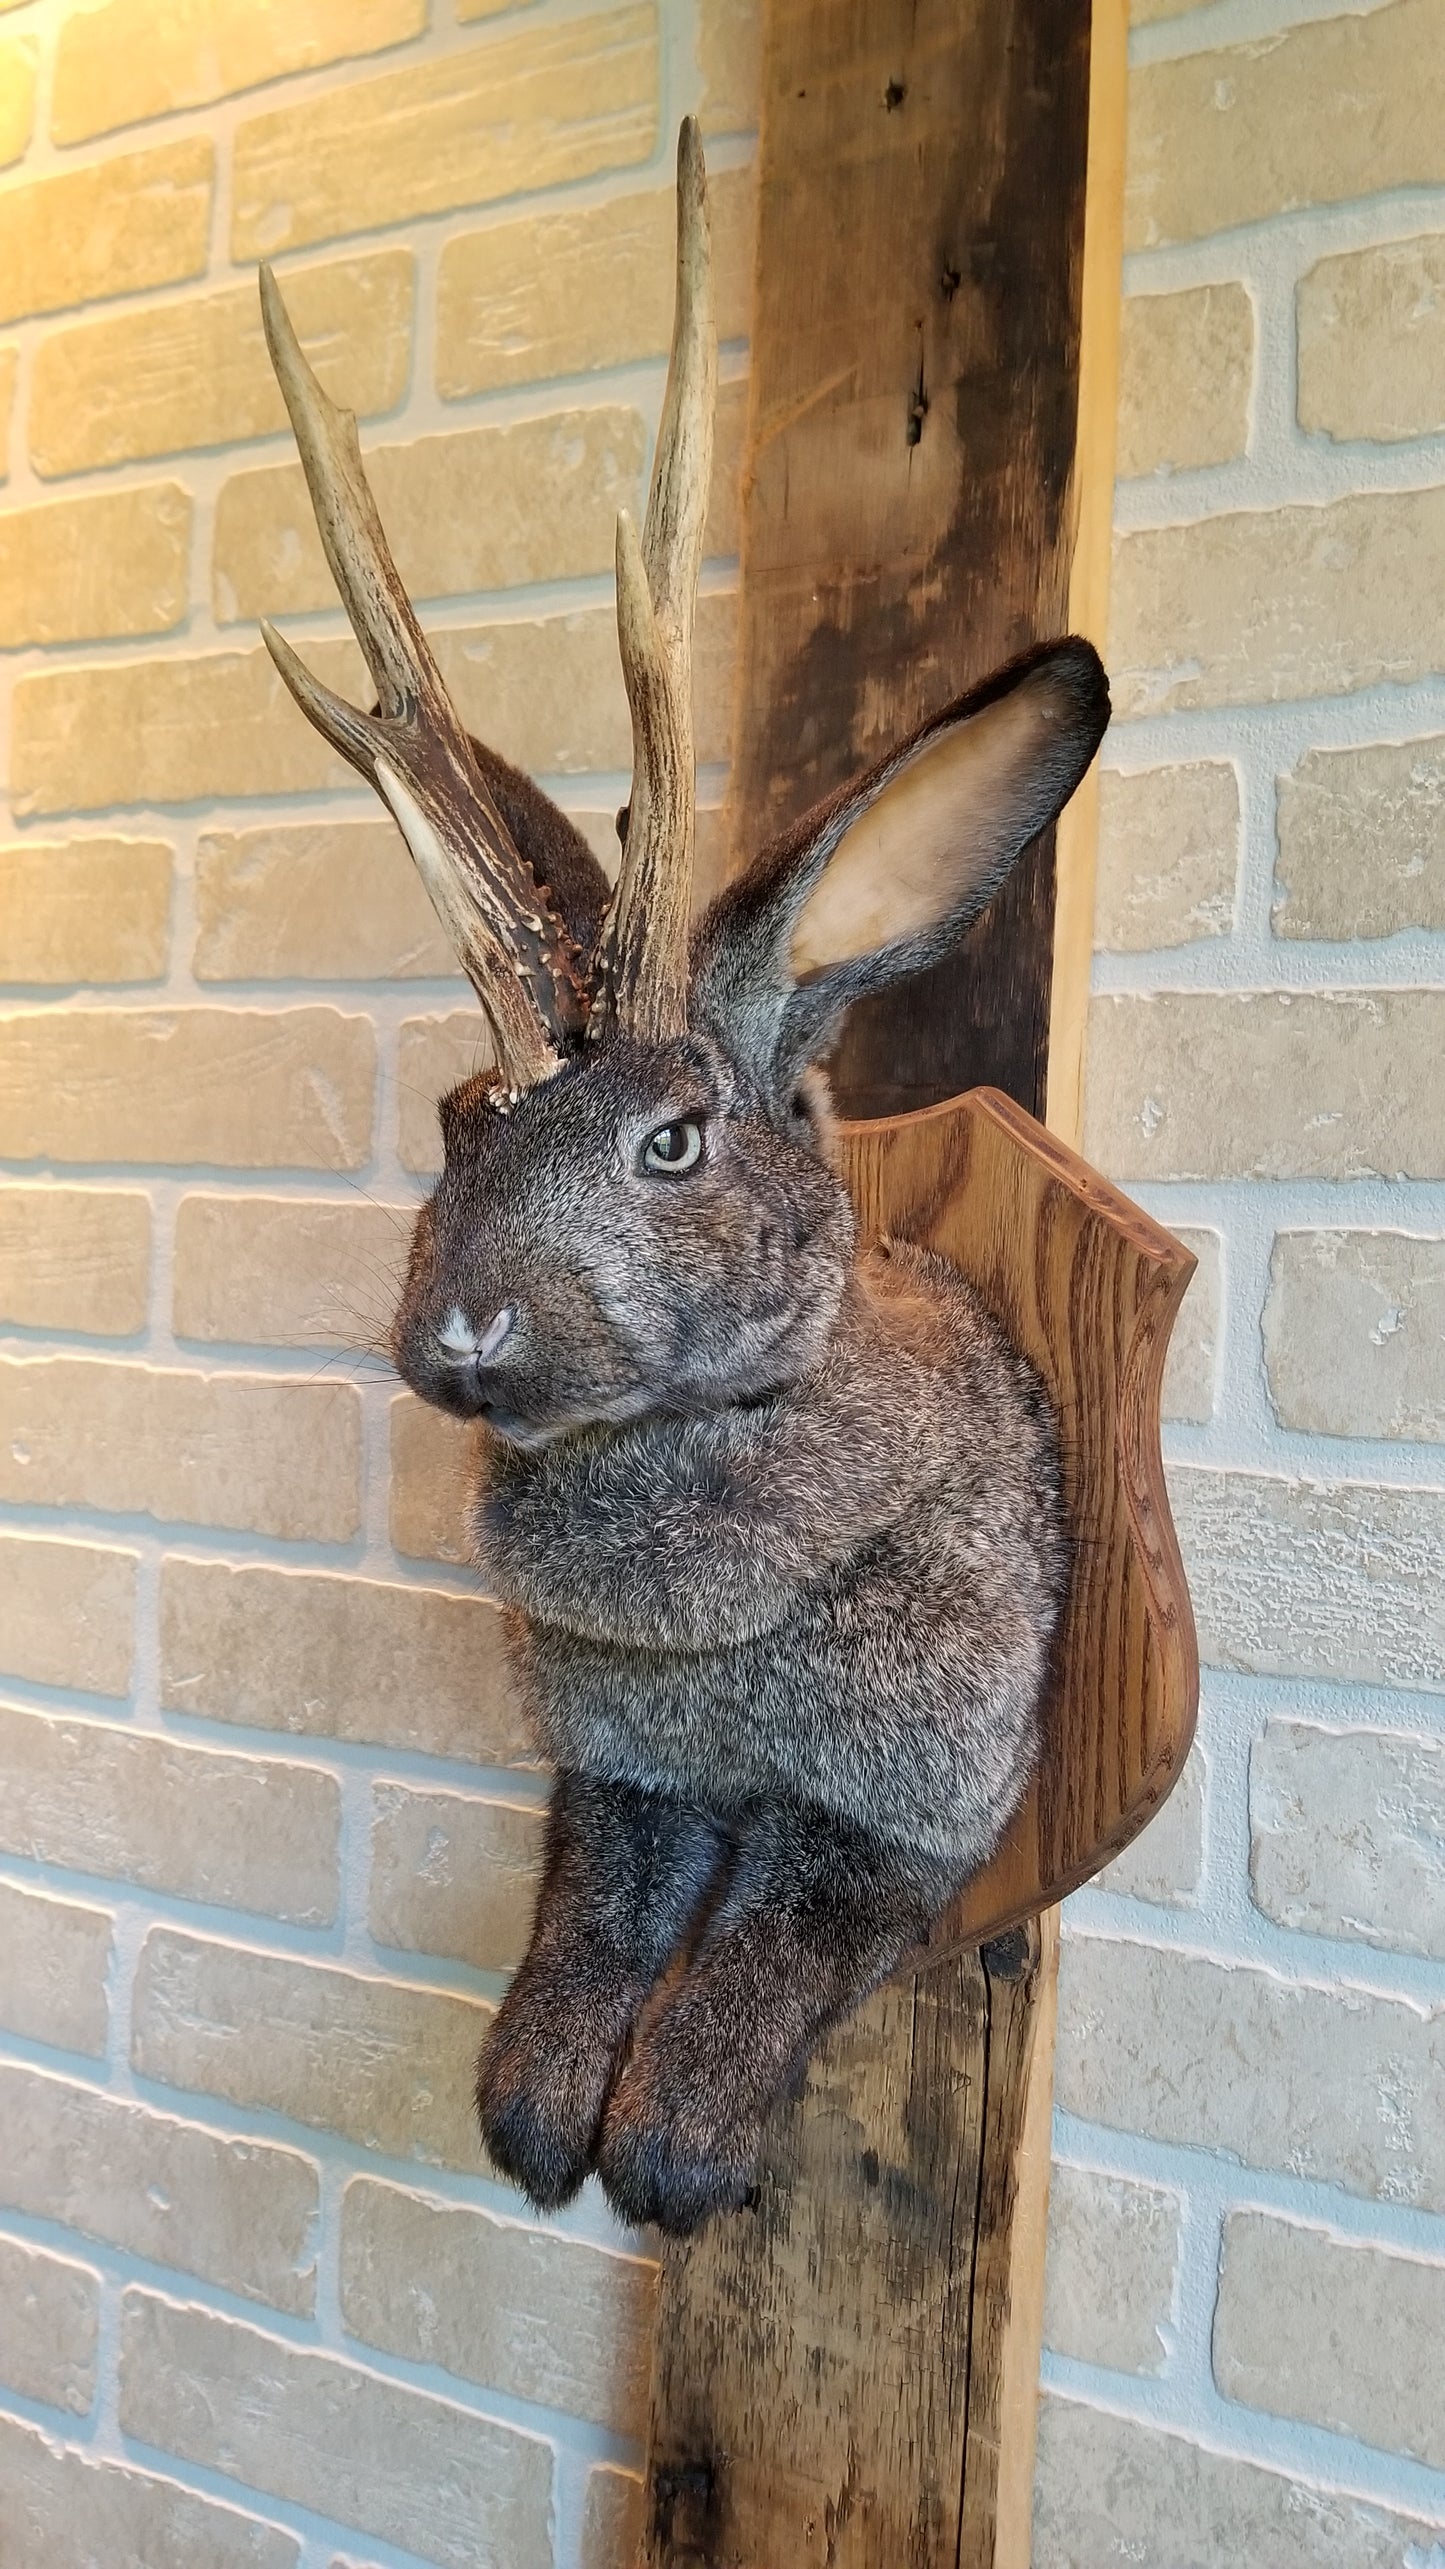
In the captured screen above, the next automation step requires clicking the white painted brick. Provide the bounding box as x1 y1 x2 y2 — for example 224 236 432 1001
1215 2210 1445 2468
339 2176 656 2432
0 2411 298 2569
1034 2394 1444 2568
1274 735 1445 941
0 1879 111 2057
1084 992 1445 1182
119 2291 551 2569
132 1927 493 2172
0 2059 318 2312
0 1529 136 1697
159 1556 530 1766
369 1785 543 1971
0 1356 362 1540
0 2237 98 2414
0 1700 339 1922
1251 1719 1445 1960
1042 2164 1180 2373
1056 1934 1445 2210
1169 1466 1445 1692
231 6 657 259
172 1193 408 1352
1264 1230 1445 1442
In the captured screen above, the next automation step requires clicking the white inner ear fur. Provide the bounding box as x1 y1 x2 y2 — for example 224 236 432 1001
789 676 1064 977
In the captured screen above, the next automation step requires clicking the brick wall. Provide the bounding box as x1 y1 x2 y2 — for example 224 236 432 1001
1036 0 1445 2556
0 5 757 2564
2 1 1443 2565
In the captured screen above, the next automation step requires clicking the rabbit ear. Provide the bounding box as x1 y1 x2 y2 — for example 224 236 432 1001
694 638 1109 1101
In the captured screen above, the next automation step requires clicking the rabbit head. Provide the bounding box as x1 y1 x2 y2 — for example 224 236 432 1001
257 123 1108 1448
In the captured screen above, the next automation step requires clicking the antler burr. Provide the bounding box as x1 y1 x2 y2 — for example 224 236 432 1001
256 265 587 1091
594 115 717 1043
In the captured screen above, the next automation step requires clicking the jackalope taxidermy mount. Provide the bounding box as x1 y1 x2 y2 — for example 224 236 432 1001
259 120 1109 2234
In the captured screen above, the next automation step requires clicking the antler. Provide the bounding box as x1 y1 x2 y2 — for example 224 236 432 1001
594 117 717 1042
256 265 586 1090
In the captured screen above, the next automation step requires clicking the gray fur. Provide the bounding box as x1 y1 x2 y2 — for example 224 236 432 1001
391 637 1108 2232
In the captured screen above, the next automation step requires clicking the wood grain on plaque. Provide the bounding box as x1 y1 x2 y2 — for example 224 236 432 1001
844 1085 1199 1952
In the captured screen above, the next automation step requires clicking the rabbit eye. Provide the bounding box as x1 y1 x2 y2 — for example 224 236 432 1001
642 1118 703 1175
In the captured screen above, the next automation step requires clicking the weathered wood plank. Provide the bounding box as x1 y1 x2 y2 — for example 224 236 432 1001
728 0 1094 1123
641 0 1127 2558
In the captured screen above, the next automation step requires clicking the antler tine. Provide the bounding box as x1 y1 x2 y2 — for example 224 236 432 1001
597 117 716 1042
257 264 587 1090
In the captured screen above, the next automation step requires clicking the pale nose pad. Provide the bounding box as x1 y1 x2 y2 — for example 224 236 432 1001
437 1304 516 1364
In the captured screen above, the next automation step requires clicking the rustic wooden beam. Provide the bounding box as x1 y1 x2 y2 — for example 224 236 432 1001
640 0 1127 2560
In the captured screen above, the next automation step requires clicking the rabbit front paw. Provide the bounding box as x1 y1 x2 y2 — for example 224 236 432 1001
475 1984 619 2209
596 2058 760 2234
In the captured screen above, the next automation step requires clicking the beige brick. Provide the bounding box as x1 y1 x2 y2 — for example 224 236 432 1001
11 635 362 815
0 1006 375 1169
214 406 645 621
397 1011 497 1174
1083 991 1445 1182
0 1530 136 1697
0 481 189 647
708 372 748 558
582 2470 647 2569
0 35 35 168
32 251 413 479
427 585 736 776
0 138 212 328
173 1193 408 1351
160 1557 530 1765
1298 232 1445 444
1161 1227 1221 1426
0 2237 98 2414
1056 1932 1445 2210
1252 1719 1445 1962
699 0 761 131
0 1357 361 1540
0 2059 318 2312
340 2176 655 2432
436 165 756 399
1094 762 1238 952
1170 1465 1445 1692
1034 2393 1444 2569
194 818 455 981
389 1390 479 1564
1042 2164 1180 2374
0 2414 297 2569
132 1928 493 2172
0 1880 111 2057
1110 486 1445 715
1216 2211 1445 2467
232 6 657 259
53 0 425 147
1097 1747 1204 1904
1265 1229 1445 1442
121 2292 550 2569
1125 0 1445 252
370 1785 543 1971
0 344 15 477
11 596 736 815
0 1702 339 1922
0 1186 150 1334
0 835 171 983
1117 285 1252 479
1275 735 1445 940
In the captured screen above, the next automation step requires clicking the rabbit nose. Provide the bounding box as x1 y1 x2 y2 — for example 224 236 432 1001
437 1304 515 1364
